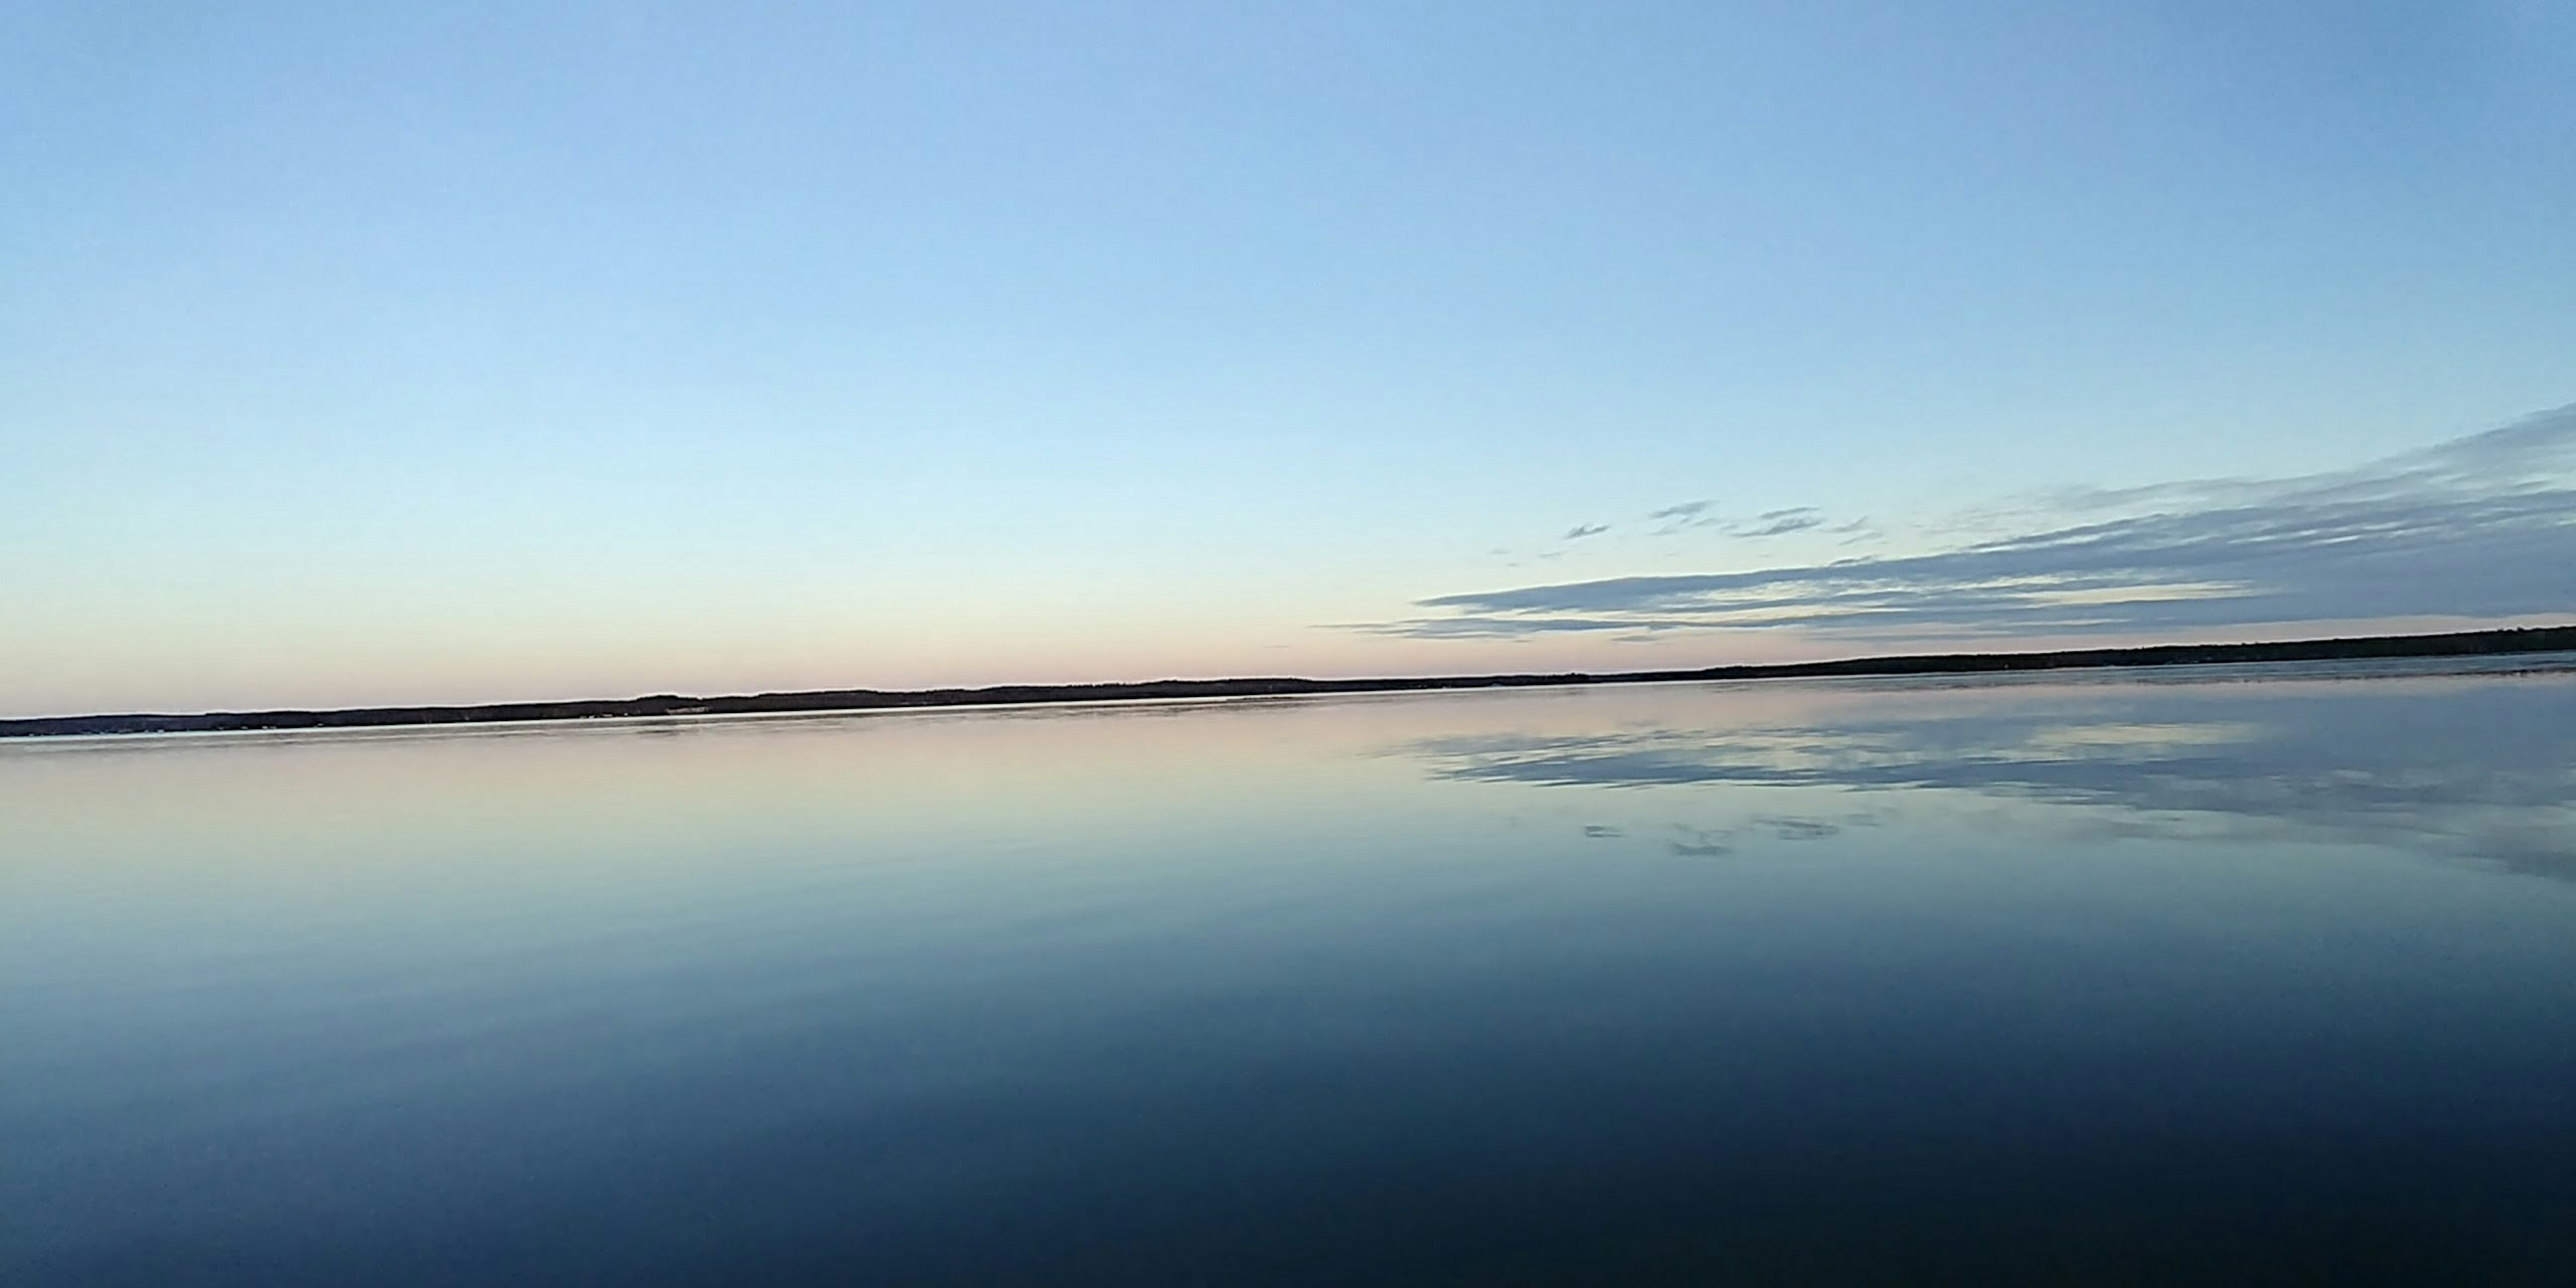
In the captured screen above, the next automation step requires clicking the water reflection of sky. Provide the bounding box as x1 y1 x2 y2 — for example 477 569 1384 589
1397 655 2576 879
8 657 2576 1283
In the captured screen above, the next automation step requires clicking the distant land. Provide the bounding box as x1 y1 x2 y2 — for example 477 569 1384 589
6 625 2574 741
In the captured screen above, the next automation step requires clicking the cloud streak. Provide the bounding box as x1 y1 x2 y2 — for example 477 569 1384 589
1372 405 2576 641
1739 507 1824 537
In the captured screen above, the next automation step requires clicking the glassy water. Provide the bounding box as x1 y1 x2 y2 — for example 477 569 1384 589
7 656 2576 1284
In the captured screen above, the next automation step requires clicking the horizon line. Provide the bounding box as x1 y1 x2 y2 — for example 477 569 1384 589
7 624 2575 741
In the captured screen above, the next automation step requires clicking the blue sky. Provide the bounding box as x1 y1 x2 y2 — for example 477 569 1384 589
5 1 2573 716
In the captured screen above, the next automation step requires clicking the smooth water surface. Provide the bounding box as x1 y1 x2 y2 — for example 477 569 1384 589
8 657 2576 1283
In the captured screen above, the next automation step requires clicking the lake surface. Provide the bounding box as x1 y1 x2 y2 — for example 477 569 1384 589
7 656 2576 1284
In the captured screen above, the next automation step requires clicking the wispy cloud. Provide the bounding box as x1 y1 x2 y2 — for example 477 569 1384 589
1739 507 1824 537
1829 517 1884 545
1645 499 1723 537
1563 523 1611 540
1640 500 1837 539
1367 404 2576 641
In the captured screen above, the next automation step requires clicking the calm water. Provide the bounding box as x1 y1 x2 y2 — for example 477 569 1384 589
7 657 2576 1284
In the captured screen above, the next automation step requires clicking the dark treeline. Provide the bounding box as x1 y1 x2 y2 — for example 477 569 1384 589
7 625 2573 740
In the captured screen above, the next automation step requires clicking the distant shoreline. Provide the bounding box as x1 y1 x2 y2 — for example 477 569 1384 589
7 625 2573 741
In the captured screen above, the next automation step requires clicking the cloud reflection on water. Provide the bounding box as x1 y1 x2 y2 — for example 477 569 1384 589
1396 658 2576 880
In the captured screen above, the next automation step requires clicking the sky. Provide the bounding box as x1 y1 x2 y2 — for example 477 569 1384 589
5 1 2573 717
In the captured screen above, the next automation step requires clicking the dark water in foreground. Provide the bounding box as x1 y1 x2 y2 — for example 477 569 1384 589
7 656 2576 1285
